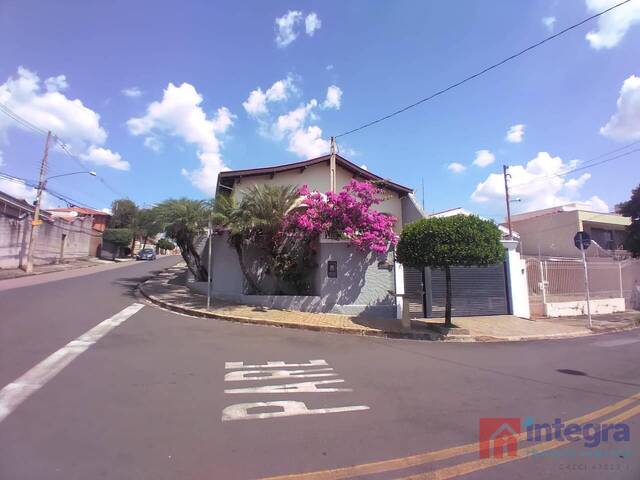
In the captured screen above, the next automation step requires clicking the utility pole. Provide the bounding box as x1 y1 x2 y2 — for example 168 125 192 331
503 164 513 240
23 131 51 273
329 136 337 193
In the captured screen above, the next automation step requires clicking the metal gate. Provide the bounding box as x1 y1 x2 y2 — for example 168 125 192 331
403 267 425 317
404 264 510 318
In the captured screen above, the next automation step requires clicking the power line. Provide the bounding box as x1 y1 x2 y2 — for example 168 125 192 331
334 0 634 138
509 144 640 190
54 138 126 197
0 170 102 210
0 102 127 199
0 103 48 135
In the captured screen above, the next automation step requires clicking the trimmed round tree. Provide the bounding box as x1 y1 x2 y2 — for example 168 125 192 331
396 215 504 327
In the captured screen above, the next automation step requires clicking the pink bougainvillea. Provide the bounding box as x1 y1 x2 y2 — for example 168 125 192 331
285 180 398 254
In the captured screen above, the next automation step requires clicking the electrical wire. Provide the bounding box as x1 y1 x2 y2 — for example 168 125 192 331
509 145 640 190
334 0 634 138
0 102 127 199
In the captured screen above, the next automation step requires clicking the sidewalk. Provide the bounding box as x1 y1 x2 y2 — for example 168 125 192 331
0 256 134 281
139 265 640 342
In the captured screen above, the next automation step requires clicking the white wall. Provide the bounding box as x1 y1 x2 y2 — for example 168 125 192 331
503 240 531 319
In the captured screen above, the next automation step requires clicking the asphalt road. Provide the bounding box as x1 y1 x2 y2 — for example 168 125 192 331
1 257 639 480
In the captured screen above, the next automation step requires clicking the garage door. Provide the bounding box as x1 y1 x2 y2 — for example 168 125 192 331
428 264 510 318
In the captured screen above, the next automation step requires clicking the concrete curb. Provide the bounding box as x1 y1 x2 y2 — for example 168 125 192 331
138 269 640 343
138 282 440 341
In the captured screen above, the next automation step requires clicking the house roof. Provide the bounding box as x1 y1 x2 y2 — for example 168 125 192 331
510 203 628 225
217 154 413 196
47 207 111 217
0 189 53 221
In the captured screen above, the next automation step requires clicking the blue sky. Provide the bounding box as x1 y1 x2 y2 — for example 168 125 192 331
0 0 638 220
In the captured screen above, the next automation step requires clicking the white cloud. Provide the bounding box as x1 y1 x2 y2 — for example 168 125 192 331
44 75 68 93
275 10 302 47
288 126 330 158
100 207 112 215
326 64 334 71
0 67 107 150
322 85 342 110
122 86 143 98
542 16 556 32
472 149 496 167
143 136 163 152
242 75 296 117
80 146 130 171
505 124 525 143
0 177 56 209
360 164 368 170
585 0 640 49
0 67 125 171
447 162 466 173
127 82 234 195
244 76 339 160
471 151 609 212
273 100 317 139
600 75 640 140
305 12 322 36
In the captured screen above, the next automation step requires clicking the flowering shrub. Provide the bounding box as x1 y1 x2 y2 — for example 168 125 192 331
286 180 398 254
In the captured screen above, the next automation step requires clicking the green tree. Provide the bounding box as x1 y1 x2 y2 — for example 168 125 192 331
136 208 163 250
109 199 138 228
156 238 176 252
103 228 134 260
211 184 301 294
396 215 504 327
153 198 210 280
616 184 640 257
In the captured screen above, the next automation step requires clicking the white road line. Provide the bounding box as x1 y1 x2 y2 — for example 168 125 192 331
0 302 145 424
225 360 328 369
225 368 337 381
225 379 352 394
222 401 370 422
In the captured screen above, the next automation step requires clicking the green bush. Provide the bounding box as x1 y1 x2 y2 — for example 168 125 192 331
156 238 176 251
103 228 134 246
397 215 504 325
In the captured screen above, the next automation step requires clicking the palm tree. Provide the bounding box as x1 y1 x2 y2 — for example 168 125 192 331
154 198 210 280
212 184 300 294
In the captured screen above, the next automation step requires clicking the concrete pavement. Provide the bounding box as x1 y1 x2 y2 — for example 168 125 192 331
140 264 639 342
1 257 640 479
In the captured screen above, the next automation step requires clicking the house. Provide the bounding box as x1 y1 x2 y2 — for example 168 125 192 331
0 190 95 269
509 203 631 258
198 154 423 319
47 207 111 257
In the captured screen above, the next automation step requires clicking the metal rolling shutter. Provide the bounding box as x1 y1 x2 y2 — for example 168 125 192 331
429 264 509 317
403 267 425 317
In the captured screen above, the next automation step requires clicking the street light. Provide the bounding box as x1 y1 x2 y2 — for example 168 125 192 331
23 131 98 273
47 170 97 180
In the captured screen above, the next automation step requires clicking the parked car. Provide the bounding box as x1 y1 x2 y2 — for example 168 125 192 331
136 248 156 261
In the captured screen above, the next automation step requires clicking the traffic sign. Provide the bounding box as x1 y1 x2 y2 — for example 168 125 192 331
574 231 591 250
31 219 43 226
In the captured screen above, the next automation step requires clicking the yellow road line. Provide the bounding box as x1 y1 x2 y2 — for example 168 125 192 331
261 392 640 480
397 403 640 480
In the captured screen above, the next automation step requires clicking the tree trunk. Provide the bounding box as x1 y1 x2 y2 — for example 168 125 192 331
130 235 136 257
142 236 148 250
234 242 263 294
444 265 452 327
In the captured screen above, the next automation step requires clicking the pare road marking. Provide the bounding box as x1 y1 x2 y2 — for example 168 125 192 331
225 368 337 381
222 401 369 422
222 359 369 422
